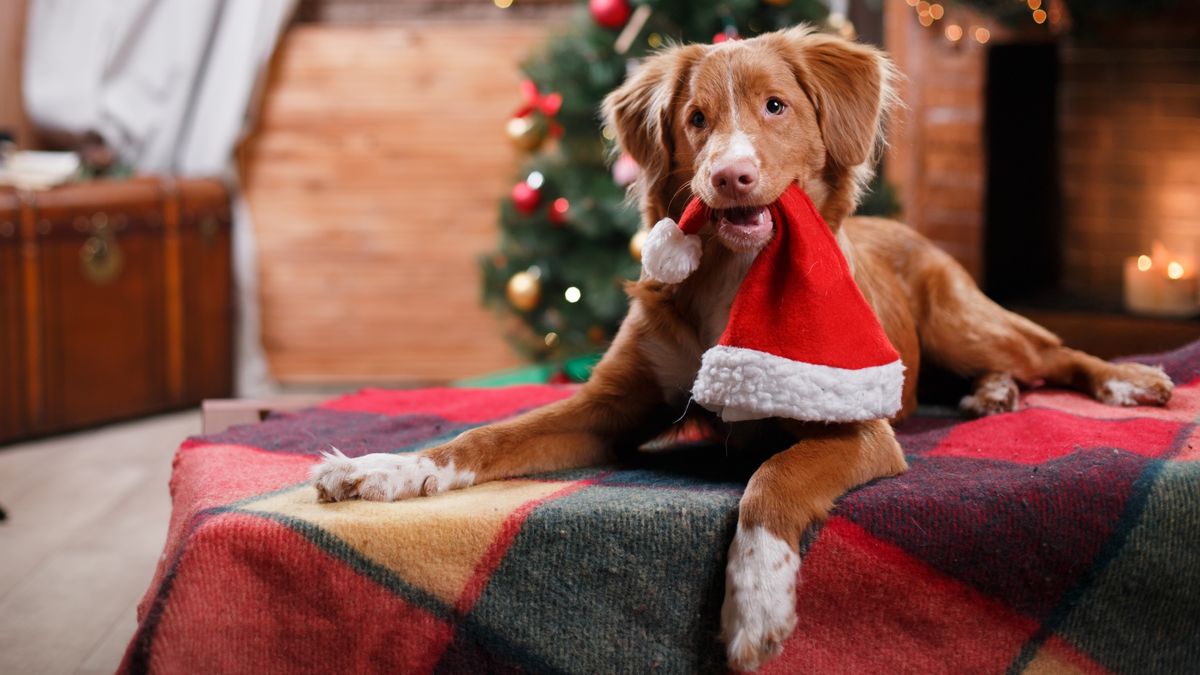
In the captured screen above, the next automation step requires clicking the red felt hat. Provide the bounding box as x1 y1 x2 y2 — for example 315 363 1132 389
640 183 904 422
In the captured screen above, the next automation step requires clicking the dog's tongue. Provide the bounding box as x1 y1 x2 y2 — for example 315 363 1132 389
716 205 774 249
722 206 766 227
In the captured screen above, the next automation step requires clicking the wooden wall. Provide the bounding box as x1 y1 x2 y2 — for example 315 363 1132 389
884 4 998 281
243 21 556 384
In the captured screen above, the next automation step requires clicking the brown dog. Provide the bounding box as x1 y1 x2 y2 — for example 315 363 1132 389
312 26 1173 670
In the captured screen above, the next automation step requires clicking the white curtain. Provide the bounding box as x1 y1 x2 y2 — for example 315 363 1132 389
23 0 298 396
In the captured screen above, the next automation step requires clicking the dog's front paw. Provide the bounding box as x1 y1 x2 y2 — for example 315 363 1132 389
1096 363 1173 407
721 525 800 672
310 447 475 503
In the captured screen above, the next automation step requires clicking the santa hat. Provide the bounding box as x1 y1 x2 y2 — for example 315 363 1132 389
640 183 904 423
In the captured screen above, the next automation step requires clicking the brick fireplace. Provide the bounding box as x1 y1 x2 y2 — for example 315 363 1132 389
1058 45 1200 305
883 0 1200 356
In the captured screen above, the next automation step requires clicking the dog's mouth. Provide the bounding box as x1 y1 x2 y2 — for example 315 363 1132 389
714 205 774 252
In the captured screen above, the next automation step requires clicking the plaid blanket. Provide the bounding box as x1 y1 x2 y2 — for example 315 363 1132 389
121 342 1200 674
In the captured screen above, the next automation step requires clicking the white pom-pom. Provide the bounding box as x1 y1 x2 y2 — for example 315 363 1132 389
641 217 702 283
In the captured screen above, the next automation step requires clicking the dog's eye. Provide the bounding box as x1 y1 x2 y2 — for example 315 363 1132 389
689 110 706 128
765 97 786 115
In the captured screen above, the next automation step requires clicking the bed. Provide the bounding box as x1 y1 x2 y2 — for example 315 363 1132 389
119 342 1200 674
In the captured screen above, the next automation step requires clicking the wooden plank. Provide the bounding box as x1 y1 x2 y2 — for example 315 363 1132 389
242 22 554 383
202 396 327 434
0 0 31 147
0 549 151 673
296 0 570 23
0 191 25 442
0 411 193 674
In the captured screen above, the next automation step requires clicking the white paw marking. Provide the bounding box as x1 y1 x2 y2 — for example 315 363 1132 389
641 217 701 284
1097 364 1173 407
1101 378 1142 406
721 525 799 672
310 446 475 503
959 374 1019 417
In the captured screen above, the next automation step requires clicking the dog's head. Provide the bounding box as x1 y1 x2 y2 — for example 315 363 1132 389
603 26 895 253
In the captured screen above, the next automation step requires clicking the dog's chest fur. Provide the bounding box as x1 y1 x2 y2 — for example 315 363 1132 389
638 240 757 407
637 226 861 408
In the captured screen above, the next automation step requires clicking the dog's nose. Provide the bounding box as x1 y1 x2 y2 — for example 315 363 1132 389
710 160 759 198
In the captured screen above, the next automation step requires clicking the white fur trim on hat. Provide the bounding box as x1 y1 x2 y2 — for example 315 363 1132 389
641 217 702 284
691 345 905 422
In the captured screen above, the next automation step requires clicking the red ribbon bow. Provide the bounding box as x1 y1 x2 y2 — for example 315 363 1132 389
514 80 565 139
514 79 563 119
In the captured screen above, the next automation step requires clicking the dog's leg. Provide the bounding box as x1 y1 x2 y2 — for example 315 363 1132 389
721 419 907 671
1037 346 1173 407
916 257 1173 413
938 329 1173 415
312 325 673 502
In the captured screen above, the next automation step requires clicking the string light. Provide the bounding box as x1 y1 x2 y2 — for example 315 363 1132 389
910 0 995 46
1168 262 1185 280
494 0 513 7
526 171 544 189
1032 8 1047 23
1027 0 1041 9
647 32 663 48
564 286 582 303
1137 255 1152 272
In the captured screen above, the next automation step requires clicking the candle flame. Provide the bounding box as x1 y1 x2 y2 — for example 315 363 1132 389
1147 240 1196 279
1137 255 1152 272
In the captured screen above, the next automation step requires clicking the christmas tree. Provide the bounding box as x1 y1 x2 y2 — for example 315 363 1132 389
481 0 845 370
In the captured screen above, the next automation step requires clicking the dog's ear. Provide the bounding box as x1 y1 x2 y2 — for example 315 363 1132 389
602 44 705 213
775 28 896 169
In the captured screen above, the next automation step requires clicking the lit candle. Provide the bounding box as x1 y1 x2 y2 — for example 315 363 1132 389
1124 241 1200 318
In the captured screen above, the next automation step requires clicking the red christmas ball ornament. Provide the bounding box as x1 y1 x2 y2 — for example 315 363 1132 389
548 197 570 226
713 28 740 44
511 181 541 215
612 153 640 187
589 0 632 29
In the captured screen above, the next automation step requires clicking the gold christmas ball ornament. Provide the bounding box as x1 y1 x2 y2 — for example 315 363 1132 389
629 228 648 262
506 269 542 311
505 115 549 153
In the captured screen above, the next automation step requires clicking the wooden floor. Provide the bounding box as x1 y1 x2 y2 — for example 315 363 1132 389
0 410 199 674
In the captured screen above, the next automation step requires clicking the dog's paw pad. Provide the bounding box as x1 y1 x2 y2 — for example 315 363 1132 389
1096 364 1173 407
721 525 800 672
959 373 1020 417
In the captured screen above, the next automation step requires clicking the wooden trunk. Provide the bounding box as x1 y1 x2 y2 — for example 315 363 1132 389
0 177 233 443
